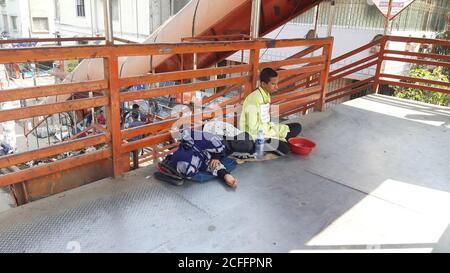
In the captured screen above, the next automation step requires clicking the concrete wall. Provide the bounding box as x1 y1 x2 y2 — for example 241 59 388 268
115 0 150 39
29 0 56 37
0 0 24 38
0 0 55 39
56 0 95 36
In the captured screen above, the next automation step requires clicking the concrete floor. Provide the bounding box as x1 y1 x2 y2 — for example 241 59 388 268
0 94 449 253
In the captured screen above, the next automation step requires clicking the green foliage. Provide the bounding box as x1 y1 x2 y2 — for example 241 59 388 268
64 60 80 73
433 31 450 75
393 67 450 106
433 31 450 56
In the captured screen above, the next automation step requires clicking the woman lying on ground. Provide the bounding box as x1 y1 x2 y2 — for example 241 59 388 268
159 131 230 188
158 125 256 188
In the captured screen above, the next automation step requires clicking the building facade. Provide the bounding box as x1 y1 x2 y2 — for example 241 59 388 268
55 0 190 42
0 0 56 39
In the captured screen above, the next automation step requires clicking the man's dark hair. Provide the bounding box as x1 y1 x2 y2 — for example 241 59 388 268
131 112 139 120
260 68 278 84
99 110 104 113
132 104 140 109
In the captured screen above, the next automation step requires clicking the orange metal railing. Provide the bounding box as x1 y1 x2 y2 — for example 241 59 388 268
0 37 333 187
0 35 448 190
325 35 450 104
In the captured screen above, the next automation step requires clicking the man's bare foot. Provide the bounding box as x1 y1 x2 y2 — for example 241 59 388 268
224 174 237 188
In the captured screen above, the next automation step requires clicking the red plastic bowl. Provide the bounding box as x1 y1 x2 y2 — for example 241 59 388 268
288 137 316 156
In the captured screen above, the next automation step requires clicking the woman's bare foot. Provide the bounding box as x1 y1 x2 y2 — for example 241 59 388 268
224 174 237 188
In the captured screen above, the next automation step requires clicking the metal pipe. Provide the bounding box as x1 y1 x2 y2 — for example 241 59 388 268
136 0 139 39
58 113 63 141
193 52 197 86
66 116 71 138
93 0 99 34
424 0 433 32
383 0 393 35
327 0 335 37
346 0 353 27
193 53 197 70
312 4 320 37
90 0 95 36
90 91 95 126
35 118 39 149
103 0 114 45
45 118 51 146
31 62 37 86
119 0 123 36
24 125 29 151
159 0 163 26
72 109 77 136
27 0 32 37
149 0 153 33
250 0 262 39
241 49 244 75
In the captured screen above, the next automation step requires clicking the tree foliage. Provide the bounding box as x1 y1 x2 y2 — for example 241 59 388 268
394 66 450 106
394 31 450 106
433 31 450 75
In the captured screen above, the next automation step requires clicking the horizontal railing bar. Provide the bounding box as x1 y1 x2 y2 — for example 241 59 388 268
328 60 378 82
0 134 110 169
330 54 378 76
277 95 321 115
386 35 450 47
0 37 105 45
331 37 384 64
326 83 374 103
277 64 325 79
326 77 375 97
260 55 326 69
119 64 250 87
0 80 107 102
0 46 111 63
380 80 450 94
272 85 322 104
384 50 450 62
380 74 450 88
0 149 111 187
383 56 450 68
120 76 248 102
202 84 242 105
121 105 239 139
0 96 109 122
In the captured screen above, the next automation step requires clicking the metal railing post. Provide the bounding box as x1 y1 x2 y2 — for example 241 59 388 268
104 56 122 178
374 36 388 94
315 40 333 112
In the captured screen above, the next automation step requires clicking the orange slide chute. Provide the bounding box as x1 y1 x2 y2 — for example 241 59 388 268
62 0 323 104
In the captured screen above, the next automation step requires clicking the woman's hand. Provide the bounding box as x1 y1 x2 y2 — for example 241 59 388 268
209 159 221 170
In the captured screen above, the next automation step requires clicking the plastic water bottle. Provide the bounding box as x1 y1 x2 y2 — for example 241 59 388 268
255 129 265 161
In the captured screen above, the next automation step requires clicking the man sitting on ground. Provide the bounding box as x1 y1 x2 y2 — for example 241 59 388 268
240 67 302 155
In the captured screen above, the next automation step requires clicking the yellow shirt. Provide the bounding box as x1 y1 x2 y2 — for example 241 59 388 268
239 87 290 141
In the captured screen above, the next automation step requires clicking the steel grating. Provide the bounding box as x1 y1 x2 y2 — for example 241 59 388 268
0 176 210 252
